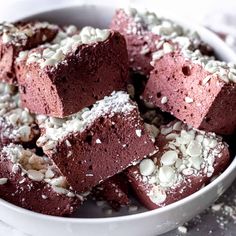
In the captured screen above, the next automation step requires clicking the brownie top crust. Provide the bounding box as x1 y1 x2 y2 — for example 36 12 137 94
36 91 136 152
1 143 79 198
18 26 111 69
136 121 228 205
119 8 236 84
0 21 58 46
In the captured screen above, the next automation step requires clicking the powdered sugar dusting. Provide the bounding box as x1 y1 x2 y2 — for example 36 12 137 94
36 91 136 152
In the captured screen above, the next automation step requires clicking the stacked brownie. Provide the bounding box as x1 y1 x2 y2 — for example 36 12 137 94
0 143 82 216
0 7 233 216
111 7 233 210
0 19 157 215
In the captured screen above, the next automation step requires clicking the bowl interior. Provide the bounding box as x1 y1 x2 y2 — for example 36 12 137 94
2 2 236 222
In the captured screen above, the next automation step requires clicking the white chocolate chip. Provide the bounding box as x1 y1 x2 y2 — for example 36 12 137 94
202 75 212 85
67 192 75 198
148 186 167 204
166 133 178 140
27 170 44 181
0 178 8 185
161 96 168 104
189 155 203 170
161 126 173 135
42 194 48 199
135 129 142 137
45 168 55 179
184 96 194 103
2 33 12 43
144 123 159 142
173 121 182 131
65 25 77 35
186 140 202 157
161 150 178 165
163 42 174 54
182 168 194 176
128 205 138 212
140 45 150 55
95 139 102 144
178 226 188 234
28 26 110 68
139 159 155 176
49 176 66 187
152 50 165 62
211 203 223 212
17 51 28 61
158 166 175 183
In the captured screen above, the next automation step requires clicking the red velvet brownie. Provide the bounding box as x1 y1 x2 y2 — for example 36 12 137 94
0 21 59 84
143 48 236 135
36 91 157 193
126 121 230 210
0 144 82 216
93 174 130 210
16 26 129 117
110 8 212 76
0 82 39 147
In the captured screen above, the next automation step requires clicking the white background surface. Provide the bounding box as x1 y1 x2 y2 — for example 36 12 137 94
1 0 236 235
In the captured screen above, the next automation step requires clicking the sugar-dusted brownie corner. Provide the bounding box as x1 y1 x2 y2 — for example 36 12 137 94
36 91 157 193
0 21 59 84
16 26 129 117
126 121 230 210
0 144 82 216
0 82 39 147
110 8 213 76
143 49 236 135
92 174 130 210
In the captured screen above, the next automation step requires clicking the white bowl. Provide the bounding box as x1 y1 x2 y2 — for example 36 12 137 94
1 4 236 236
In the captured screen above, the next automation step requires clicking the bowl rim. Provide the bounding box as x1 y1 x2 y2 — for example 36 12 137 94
1 4 236 224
